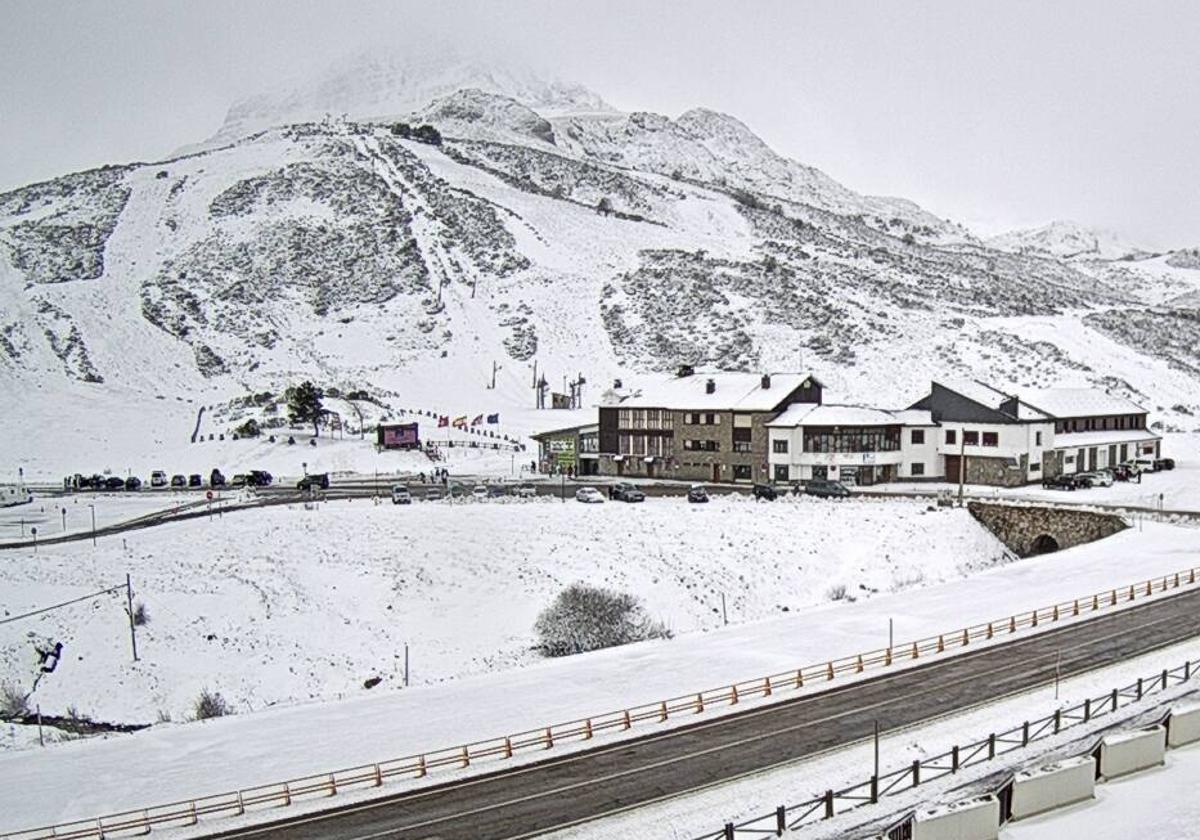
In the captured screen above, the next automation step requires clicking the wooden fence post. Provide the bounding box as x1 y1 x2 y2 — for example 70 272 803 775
764 676 773 697
961 629 969 646
544 727 554 749
373 765 382 787
826 662 835 680
795 668 804 688
282 784 291 807
986 622 994 639
776 804 786 835
504 736 513 757
695 693 705 713
622 710 632 730
730 685 739 705
856 654 864 672
416 755 427 777
1009 615 1017 633
823 790 834 819
911 641 919 659
1032 609 1038 627
937 635 945 653
988 733 996 759
912 759 921 787
583 719 593 739
659 701 668 721
885 648 893 666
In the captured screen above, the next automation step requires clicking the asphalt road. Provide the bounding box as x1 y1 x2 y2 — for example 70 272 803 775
206 587 1200 840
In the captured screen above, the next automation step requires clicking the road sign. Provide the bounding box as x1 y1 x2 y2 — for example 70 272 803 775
206 490 213 500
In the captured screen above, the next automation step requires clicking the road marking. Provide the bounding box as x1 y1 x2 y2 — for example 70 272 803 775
213 597 1200 839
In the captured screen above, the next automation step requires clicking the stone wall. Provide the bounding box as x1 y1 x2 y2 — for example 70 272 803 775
968 502 1128 557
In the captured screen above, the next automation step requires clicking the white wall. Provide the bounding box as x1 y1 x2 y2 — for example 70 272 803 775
900 425 940 478
936 421 1053 481
1099 725 1166 778
1011 756 1095 820
913 795 999 840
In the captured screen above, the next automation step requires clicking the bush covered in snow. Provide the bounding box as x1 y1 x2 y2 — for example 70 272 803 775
1 681 29 718
534 583 669 657
193 689 231 720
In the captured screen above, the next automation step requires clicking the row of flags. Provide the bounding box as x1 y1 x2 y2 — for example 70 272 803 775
437 413 501 429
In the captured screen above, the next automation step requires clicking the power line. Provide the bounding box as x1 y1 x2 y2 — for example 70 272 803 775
0 585 125 626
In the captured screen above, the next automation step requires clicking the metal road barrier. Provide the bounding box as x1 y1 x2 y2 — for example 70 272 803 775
2 565 1200 839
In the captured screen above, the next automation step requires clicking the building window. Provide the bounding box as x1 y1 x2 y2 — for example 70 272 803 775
945 429 956 445
910 429 925 445
911 462 925 476
707 412 719 425
774 464 789 482
802 427 900 453
963 430 979 446
733 464 752 481
732 441 752 453
1035 430 1043 446
683 439 719 452
982 432 998 447
1030 462 1042 472
772 439 789 454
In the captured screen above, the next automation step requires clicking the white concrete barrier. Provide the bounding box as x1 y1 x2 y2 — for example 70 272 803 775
1168 702 1200 748
913 795 999 840
1010 755 1095 820
1098 725 1166 779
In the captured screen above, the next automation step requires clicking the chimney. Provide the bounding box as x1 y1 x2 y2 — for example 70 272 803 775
705 378 716 394
761 373 771 390
613 378 622 389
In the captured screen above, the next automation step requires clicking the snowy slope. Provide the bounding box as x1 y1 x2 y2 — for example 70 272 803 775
3 64 1200 479
987 220 1153 261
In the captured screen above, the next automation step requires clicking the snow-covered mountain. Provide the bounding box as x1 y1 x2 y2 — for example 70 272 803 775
3 66 1200 477
987 220 1154 262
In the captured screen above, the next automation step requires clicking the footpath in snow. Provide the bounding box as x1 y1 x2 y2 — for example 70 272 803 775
0 515 1196 832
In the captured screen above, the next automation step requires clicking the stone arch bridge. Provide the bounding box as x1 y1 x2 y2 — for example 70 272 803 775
967 502 1128 558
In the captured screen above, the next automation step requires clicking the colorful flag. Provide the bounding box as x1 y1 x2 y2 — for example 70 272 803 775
437 415 449 428
486 413 499 424
471 414 483 426
452 415 468 429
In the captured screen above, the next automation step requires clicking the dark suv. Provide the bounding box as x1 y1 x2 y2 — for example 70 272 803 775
297 473 330 491
247 470 273 487
805 479 851 499
612 482 645 503
1041 474 1079 490
752 483 778 501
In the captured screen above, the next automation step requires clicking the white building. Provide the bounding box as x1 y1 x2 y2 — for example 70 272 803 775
767 404 937 486
1017 388 1159 474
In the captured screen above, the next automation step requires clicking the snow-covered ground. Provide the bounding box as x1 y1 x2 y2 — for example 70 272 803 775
1 495 1011 725
0 510 1196 832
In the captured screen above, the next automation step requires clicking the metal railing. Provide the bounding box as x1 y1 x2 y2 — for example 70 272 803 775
3 565 1199 840
696 656 1200 839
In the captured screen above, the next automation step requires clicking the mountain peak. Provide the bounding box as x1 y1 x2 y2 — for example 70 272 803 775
206 51 614 147
987 220 1147 261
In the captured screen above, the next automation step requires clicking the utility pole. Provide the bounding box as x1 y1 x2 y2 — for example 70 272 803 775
957 433 967 507
490 360 500 389
873 720 880 783
89 504 96 547
888 618 893 652
721 592 728 627
61 507 67 532
126 573 139 662
1054 650 1061 700
404 643 410 687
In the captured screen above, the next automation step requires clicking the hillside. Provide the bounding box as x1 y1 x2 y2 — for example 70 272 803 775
2 67 1200 477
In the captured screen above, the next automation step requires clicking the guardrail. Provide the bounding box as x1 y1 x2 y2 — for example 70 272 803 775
696 655 1200 840
3 564 1199 840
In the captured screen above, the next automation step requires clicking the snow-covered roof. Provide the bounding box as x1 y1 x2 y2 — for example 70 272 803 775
1019 388 1147 419
620 372 813 411
768 404 932 428
1053 429 1161 449
935 379 1051 421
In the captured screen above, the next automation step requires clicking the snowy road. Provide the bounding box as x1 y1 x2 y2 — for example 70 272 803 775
202 588 1200 840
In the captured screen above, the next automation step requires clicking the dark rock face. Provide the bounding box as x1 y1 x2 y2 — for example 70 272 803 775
968 502 1127 557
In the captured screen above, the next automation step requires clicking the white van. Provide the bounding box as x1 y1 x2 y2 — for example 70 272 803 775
391 485 412 505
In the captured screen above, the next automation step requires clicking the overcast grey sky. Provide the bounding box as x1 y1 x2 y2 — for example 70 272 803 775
2 0 1197 246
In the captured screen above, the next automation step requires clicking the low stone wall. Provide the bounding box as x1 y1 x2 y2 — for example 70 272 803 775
1099 725 1166 779
968 502 1128 557
1168 703 1200 747
912 795 999 840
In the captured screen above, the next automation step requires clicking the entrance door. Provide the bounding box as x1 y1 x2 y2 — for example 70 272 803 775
712 464 720 483
813 465 828 480
646 461 655 479
617 460 625 477
1108 445 1118 466
945 455 961 484
1088 448 1097 470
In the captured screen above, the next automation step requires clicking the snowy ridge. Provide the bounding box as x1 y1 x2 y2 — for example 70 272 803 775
987 220 1153 261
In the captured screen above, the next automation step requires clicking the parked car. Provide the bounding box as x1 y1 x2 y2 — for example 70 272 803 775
752 483 778 501
487 483 510 498
297 473 330 491
188 474 203 488
1154 457 1176 471
424 487 444 501
515 483 537 499
210 469 227 488
687 484 710 503
1119 460 1143 476
805 479 851 499
1078 471 1113 488
124 476 142 491
170 474 187 488
230 474 248 488
246 470 273 487
89 474 106 490
1041 474 1078 491
612 482 645 503
105 476 126 491
471 485 489 501
150 470 167 488
390 485 412 505
575 487 605 504
448 482 469 499
1134 458 1158 473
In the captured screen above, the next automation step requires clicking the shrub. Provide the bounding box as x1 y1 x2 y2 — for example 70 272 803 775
132 602 150 626
826 583 848 601
234 418 260 438
0 682 28 718
535 583 670 657
194 688 231 720
390 122 412 139
413 124 442 146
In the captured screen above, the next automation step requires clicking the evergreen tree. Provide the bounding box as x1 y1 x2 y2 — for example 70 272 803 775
596 196 613 216
286 381 326 437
